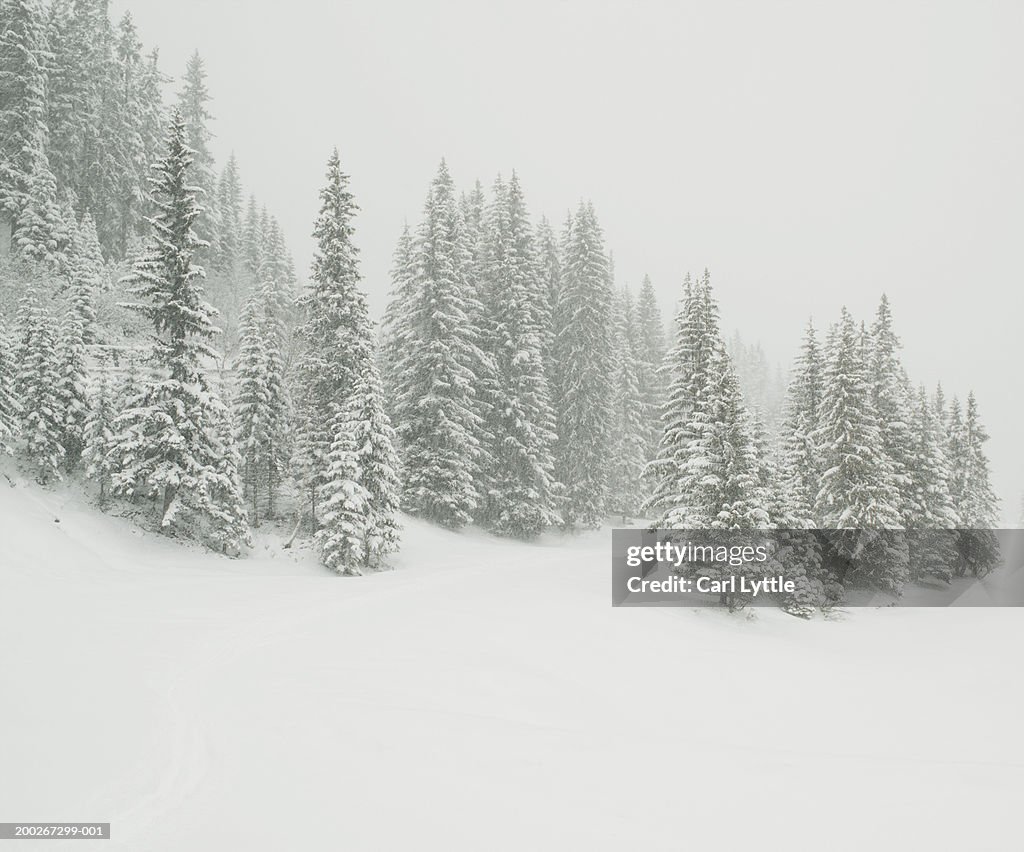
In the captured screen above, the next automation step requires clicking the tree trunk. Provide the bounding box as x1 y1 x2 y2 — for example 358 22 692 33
251 476 259 528
267 459 276 520
160 485 177 528
282 512 302 549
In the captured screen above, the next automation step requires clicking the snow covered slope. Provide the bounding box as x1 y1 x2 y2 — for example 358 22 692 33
1 472 1022 851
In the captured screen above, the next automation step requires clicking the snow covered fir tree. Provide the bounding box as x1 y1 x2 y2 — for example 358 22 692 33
551 203 614 529
14 294 65 483
293 149 401 573
473 172 559 537
106 109 249 552
381 160 484 530
0 0 1011 603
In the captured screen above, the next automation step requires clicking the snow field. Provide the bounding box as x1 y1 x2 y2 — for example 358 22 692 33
1 471 1022 851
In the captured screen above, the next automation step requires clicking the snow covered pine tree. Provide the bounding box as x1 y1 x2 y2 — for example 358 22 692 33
552 202 613 529
814 307 906 594
108 109 249 553
476 172 559 537
14 295 65 483
0 324 23 455
82 354 118 507
295 150 401 572
382 161 484 529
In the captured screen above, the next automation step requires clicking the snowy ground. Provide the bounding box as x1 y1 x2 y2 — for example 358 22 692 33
1 468 1022 851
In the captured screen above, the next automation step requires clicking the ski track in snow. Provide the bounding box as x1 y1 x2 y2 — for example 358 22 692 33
2 469 1023 851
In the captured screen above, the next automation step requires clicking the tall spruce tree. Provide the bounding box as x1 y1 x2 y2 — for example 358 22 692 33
346 365 402 569
645 271 722 519
45 0 81 192
233 291 271 525
46 0 115 226
214 153 242 273
815 307 902 528
176 51 217 257
933 383 947 426
290 152 398 569
461 179 500 523
68 211 103 341
635 274 666 372
906 385 960 582
257 268 291 520
946 396 966 511
460 179 487 275
14 295 65 483
82 353 117 506
379 223 413 397
113 12 152 255
316 364 402 573
136 48 167 205
461 177 500 520
869 295 915 521
0 0 55 246
645 274 693 517
658 343 773 611
758 412 829 613
942 393 999 577
264 216 297 295
776 319 822 521
108 110 248 551
476 172 559 536
815 307 906 593
635 273 665 458
957 392 1000 529
204 154 245 348
230 267 290 524
201 399 250 553
534 214 561 392
0 325 21 454
661 344 770 529
241 194 263 277
292 149 373 530
316 421 370 574
607 288 647 522
383 160 484 528
54 309 89 470
552 202 613 529
75 2 120 251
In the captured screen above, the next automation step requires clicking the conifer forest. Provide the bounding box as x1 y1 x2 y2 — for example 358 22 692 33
0 0 1008 603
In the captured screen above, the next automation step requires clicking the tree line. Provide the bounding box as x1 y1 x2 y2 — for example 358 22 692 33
646 278 1000 608
0 124 1002 591
0 0 1003 599
1 113 402 573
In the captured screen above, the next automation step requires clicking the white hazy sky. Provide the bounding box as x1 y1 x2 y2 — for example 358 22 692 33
116 0 1023 520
